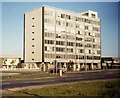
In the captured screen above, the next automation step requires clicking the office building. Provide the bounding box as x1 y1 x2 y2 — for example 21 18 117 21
24 6 101 70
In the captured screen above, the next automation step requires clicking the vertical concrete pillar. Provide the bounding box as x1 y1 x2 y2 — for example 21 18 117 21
77 64 80 71
43 63 45 71
64 62 67 68
91 63 94 70
85 63 87 71
98 63 101 69
47 63 50 70
73 64 76 71
60 69 62 76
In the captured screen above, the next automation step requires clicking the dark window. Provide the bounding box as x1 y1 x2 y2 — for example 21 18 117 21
80 49 84 53
89 50 91 54
32 32 34 34
89 32 91 36
61 14 65 18
85 26 88 29
32 45 34 47
32 38 34 40
45 46 47 51
66 15 71 19
84 13 89 16
91 14 95 18
32 59 34 60
32 52 34 54
78 31 80 34
32 25 34 27
66 22 68 26
32 18 34 20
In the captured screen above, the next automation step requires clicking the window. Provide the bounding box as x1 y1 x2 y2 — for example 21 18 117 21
76 24 79 28
32 25 34 27
76 43 83 47
45 40 54 44
87 56 92 60
83 13 89 16
89 50 91 54
66 15 71 19
32 38 34 40
45 46 47 51
32 32 34 34
78 31 80 34
32 17 34 20
76 37 82 41
67 48 73 53
61 14 65 18
88 32 91 36
32 52 34 54
93 56 100 60
67 42 74 46
79 56 84 59
97 50 101 54
91 14 95 18
32 59 34 60
76 17 81 21
32 45 34 47
80 49 84 53
85 26 89 30
56 41 64 45
93 27 99 31
66 22 68 26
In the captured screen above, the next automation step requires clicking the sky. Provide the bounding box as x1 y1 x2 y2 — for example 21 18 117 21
1 2 119 58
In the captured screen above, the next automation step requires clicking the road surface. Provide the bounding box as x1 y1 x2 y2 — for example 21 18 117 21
1 70 120 90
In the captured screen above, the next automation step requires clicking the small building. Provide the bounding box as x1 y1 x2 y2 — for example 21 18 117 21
1 57 21 70
101 57 120 69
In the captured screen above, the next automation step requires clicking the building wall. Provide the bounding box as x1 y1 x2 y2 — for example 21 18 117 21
24 8 43 63
43 6 101 66
24 6 101 69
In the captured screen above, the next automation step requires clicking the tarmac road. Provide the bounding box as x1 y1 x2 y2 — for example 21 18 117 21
1 70 120 90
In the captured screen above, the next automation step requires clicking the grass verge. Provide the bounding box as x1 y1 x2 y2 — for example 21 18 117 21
3 79 120 97
2 73 56 80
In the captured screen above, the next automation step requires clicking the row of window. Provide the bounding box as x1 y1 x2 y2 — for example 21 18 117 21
44 30 100 38
45 46 73 53
45 12 100 25
44 32 99 42
45 19 100 31
45 53 100 60
56 41 64 45
56 47 65 52
45 40 54 44
44 45 100 54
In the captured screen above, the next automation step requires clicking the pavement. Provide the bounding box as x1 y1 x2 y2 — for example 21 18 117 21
1 69 120 91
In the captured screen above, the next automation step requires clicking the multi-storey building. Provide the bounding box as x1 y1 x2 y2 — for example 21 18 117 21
24 5 101 70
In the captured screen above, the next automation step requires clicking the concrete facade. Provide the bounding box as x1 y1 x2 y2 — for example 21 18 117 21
24 6 101 71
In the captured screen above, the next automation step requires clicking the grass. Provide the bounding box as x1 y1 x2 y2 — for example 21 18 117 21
2 73 56 80
4 79 120 97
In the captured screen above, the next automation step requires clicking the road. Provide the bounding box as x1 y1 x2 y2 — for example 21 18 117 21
1 70 120 90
